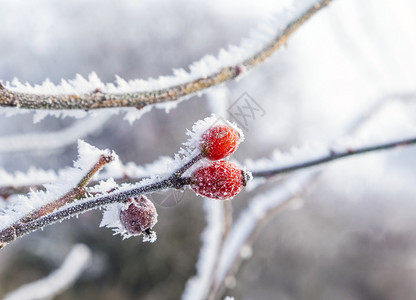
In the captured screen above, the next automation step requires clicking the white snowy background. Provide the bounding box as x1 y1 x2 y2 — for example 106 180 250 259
0 0 416 299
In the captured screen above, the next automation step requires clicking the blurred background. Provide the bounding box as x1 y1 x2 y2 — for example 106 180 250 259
0 0 416 299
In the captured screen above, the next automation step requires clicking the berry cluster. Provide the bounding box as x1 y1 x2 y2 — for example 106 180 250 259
117 119 251 241
191 123 251 200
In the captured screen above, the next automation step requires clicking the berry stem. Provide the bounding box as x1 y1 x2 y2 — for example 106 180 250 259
174 152 204 177
20 154 115 223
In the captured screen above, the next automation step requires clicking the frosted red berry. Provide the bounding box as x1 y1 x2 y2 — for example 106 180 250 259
191 161 250 200
199 125 240 160
120 196 158 236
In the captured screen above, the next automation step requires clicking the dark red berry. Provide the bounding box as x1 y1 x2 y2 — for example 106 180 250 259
191 161 250 200
199 125 240 160
120 196 158 236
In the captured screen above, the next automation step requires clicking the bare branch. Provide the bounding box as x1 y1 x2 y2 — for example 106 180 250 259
0 0 332 111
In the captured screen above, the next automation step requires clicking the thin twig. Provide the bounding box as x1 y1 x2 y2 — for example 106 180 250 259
174 153 204 177
0 0 332 110
21 154 114 223
251 136 416 178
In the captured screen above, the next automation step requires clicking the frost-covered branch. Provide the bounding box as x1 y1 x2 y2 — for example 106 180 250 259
0 0 331 113
0 155 177 199
3 244 92 300
0 145 198 248
0 115 250 248
249 135 416 178
0 176 189 248
0 144 117 248
22 152 115 223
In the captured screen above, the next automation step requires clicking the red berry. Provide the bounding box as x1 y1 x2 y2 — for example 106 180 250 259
199 125 240 160
120 196 158 236
191 161 250 200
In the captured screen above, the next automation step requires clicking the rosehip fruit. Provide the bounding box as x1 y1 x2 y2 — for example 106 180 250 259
191 161 251 200
120 196 158 237
199 125 241 160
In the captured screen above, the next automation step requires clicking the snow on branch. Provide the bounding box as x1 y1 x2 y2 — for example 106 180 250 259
247 135 416 180
0 0 332 122
0 141 116 248
3 243 92 300
0 156 176 200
